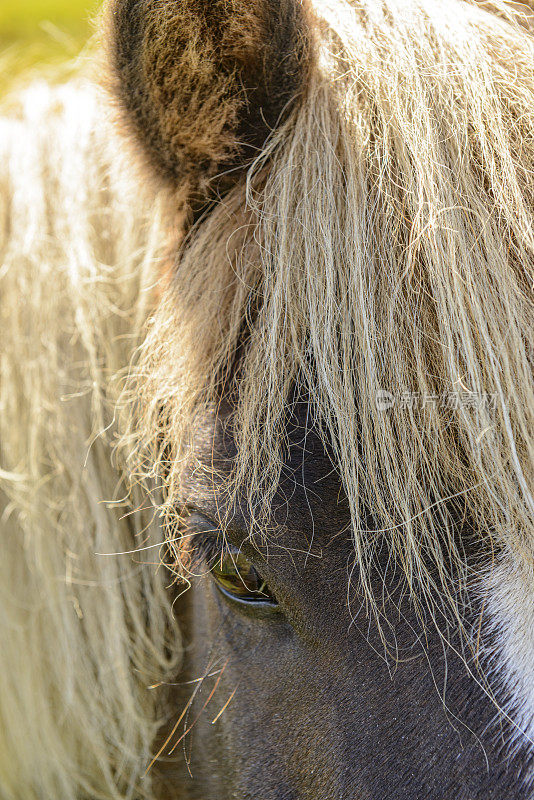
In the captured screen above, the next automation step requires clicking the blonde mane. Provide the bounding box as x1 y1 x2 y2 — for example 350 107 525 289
0 81 180 798
1 0 534 797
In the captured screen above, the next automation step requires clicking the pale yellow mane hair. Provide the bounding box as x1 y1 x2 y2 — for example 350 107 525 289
0 81 180 798
1 0 534 797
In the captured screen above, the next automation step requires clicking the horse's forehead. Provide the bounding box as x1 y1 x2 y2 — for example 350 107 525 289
189 400 332 463
182 401 351 549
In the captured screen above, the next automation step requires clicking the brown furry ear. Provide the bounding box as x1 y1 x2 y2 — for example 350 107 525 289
106 0 313 200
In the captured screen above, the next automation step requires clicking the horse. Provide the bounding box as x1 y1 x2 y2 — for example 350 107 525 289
1 0 533 797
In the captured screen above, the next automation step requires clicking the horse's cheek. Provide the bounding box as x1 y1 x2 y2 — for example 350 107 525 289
176 580 298 795
174 581 351 799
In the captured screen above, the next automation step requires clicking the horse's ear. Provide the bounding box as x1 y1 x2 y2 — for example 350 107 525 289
106 0 313 200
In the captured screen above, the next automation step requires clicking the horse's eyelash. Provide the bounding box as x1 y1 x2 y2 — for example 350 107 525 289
179 520 229 571
183 526 257 580
191 533 225 564
178 512 260 574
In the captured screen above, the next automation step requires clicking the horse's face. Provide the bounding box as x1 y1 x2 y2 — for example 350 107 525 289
153 403 524 800
106 0 534 795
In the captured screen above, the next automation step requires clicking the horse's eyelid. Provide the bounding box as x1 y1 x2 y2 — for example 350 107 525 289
182 508 222 535
180 513 235 562
182 509 250 553
180 511 264 577
183 521 251 568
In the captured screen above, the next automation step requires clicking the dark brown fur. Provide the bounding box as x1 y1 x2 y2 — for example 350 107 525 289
107 0 313 201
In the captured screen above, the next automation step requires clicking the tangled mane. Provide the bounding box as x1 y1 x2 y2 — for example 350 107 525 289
123 0 534 613
0 81 181 798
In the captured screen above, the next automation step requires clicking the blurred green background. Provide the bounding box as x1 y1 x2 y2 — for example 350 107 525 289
1 0 100 87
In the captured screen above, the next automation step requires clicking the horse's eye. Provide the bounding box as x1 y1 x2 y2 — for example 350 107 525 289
209 549 277 606
211 549 276 605
182 512 278 607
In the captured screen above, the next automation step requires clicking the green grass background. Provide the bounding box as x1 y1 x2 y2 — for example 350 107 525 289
1 0 99 86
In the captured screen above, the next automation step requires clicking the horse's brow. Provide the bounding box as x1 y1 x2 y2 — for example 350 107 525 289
181 499 250 548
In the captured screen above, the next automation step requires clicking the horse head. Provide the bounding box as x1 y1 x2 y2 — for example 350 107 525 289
104 1 534 797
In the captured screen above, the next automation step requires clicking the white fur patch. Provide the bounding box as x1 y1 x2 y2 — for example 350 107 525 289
484 554 534 777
